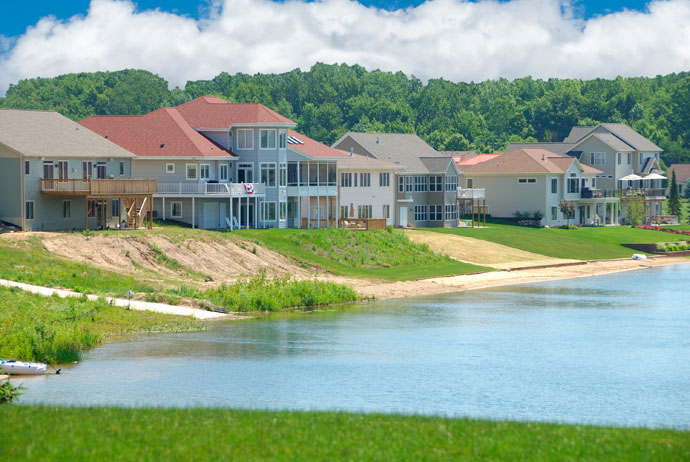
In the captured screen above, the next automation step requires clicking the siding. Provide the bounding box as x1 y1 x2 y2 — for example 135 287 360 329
0 156 22 227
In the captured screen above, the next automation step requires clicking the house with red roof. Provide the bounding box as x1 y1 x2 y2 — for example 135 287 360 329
81 96 350 229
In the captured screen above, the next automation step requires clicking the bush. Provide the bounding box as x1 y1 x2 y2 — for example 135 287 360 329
0 379 24 404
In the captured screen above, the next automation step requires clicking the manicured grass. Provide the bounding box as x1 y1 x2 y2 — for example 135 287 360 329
426 220 679 260
1 406 687 461
0 286 202 363
234 228 490 280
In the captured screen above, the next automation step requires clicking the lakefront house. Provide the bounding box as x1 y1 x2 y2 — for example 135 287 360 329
0 109 156 231
81 96 351 230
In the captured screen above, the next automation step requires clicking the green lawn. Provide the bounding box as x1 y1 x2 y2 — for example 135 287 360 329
426 220 678 260
234 227 490 280
0 406 687 461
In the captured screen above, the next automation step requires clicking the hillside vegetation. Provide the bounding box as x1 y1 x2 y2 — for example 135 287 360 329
1 65 688 164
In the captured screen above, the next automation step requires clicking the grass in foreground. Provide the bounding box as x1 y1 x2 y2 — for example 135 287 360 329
0 287 202 363
1 406 687 461
427 220 680 260
235 227 490 280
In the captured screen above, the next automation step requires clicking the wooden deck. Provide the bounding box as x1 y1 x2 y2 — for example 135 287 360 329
41 178 157 196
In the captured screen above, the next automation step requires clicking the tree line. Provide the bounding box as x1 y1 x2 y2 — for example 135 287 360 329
1 64 688 165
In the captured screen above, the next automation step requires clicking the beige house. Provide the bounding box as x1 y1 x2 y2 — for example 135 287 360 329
458 148 619 227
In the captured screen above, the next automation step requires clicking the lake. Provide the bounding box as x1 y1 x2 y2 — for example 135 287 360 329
18 263 690 429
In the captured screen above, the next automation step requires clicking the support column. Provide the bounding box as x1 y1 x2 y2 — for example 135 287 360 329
245 197 249 229
335 194 339 228
255 197 259 229
162 197 166 221
149 195 153 229
297 197 302 229
192 197 195 229
85 197 89 230
229 198 233 230
307 196 311 229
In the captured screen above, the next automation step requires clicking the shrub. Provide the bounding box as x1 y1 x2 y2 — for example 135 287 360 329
0 379 24 404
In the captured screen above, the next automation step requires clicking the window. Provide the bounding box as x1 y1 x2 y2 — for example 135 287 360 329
590 152 606 165
551 206 558 221
260 129 276 149
379 172 390 187
414 205 427 221
260 163 277 187
405 176 413 192
171 202 182 218
166 163 175 174
238 163 253 183
383 204 390 219
82 161 92 179
279 130 287 149
627 153 631 165
288 162 299 186
429 205 442 221
398 176 404 193
429 176 442 192
279 201 287 221
119 161 125 176
95 162 106 179
518 178 536 184
445 204 458 221
220 164 229 181
357 205 372 219
25 201 35 220
551 178 558 194
199 164 210 180
186 164 198 180
360 172 371 187
567 178 580 194
237 129 253 149
414 176 427 192
261 202 277 221
327 163 337 186
445 175 458 191
617 152 621 165
340 205 349 218
87 200 96 217
111 199 119 217
24 160 30 175
353 170 357 187
341 172 352 187
279 163 287 187
60 200 71 219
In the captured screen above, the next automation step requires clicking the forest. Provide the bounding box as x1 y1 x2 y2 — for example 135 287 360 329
1 64 688 165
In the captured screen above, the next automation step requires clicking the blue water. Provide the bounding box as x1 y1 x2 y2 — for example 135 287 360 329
18 264 690 429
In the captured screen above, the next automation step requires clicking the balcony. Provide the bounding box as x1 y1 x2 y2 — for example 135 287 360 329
41 178 157 196
580 188 667 200
157 182 265 197
457 188 486 200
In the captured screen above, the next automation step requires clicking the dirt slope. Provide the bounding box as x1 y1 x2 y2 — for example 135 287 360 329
405 230 577 269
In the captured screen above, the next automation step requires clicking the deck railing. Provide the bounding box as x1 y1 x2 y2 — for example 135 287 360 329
581 188 667 199
157 182 265 196
41 178 157 195
457 188 486 200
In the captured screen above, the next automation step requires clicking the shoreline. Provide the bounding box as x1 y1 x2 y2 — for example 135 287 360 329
330 256 690 301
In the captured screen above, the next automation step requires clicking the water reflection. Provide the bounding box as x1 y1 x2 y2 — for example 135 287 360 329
18 264 690 429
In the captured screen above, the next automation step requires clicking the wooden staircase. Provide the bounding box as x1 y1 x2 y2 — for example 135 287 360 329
123 196 148 229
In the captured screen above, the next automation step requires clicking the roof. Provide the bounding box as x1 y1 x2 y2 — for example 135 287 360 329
286 129 350 160
176 96 295 129
336 132 448 173
589 133 634 151
80 107 235 158
419 156 455 173
565 123 662 152
0 109 135 159
505 142 576 155
337 153 401 170
459 148 601 175
669 164 690 183
456 153 501 166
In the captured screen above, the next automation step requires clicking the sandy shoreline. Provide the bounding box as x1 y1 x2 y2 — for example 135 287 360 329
330 256 690 301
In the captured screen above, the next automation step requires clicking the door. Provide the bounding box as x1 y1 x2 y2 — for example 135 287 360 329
96 163 106 179
58 161 69 179
579 206 585 225
203 202 219 229
399 206 408 227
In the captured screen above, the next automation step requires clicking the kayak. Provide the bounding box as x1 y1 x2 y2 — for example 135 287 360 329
0 359 47 375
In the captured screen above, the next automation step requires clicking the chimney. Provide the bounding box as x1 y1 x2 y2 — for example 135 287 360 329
350 147 353 157
542 153 545 161
376 136 380 144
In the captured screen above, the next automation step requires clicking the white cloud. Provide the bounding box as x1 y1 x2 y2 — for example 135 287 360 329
1 0 690 95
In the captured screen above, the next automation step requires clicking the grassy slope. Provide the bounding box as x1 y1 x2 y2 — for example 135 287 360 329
234 228 490 280
427 220 678 260
1 407 687 461
0 286 202 362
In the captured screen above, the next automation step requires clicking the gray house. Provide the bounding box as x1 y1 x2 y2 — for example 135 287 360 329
333 133 461 227
0 109 155 231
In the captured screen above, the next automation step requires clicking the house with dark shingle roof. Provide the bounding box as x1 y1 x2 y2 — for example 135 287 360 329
668 164 690 196
0 109 156 231
332 133 461 227
81 96 350 230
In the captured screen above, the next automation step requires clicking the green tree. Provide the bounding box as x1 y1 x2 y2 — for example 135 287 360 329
627 197 645 226
668 169 682 219
558 199 576 227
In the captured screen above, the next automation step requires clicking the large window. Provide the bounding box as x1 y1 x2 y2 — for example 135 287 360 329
262 202 277 221
414 205 427 221
238 163 253 183
446 176 458 191
340 205 349 218
360 173 371 187
82 161 92 179
171 202 182 218
590 152 606 165
551 178 558 194
63 200 71 219
445 204 458 221
237 129 253 149
186 164 198 180
260 129 276 149
25 201 35 220
567 178 580 194
357 205 372 219
220 164 229 181
414 176 427 192
341 172 352 187
260 163 277 187
199 164 210 180
379 172 390 187
429 176 442 192
429 205 443 221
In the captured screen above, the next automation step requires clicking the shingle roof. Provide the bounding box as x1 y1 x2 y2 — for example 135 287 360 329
176 97 295 129
419 156 455 173
337 153 401 170
589 132 634 151
0 109 136 159
460 149 601 175
287 129 350 160
338 132 447 173
505 142 576 155
563 126 594 143
456 153 501 166
565 123 662 152
669 164 690 183
80 108 235 158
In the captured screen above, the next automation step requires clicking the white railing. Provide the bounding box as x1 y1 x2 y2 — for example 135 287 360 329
157 182 265 196
457 188 485 199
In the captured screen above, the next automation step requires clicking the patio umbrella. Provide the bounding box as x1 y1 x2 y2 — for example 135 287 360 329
619 174 642 181
644 173 666 180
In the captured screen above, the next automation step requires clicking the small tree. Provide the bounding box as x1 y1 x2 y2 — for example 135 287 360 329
627 197 645 226
558 199 576 226
668 169 682 220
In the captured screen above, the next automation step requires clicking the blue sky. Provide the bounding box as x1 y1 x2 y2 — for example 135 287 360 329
0 0 654 38
1 0 688 94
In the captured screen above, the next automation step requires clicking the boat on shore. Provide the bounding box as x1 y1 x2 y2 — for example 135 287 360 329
0 359 48 375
